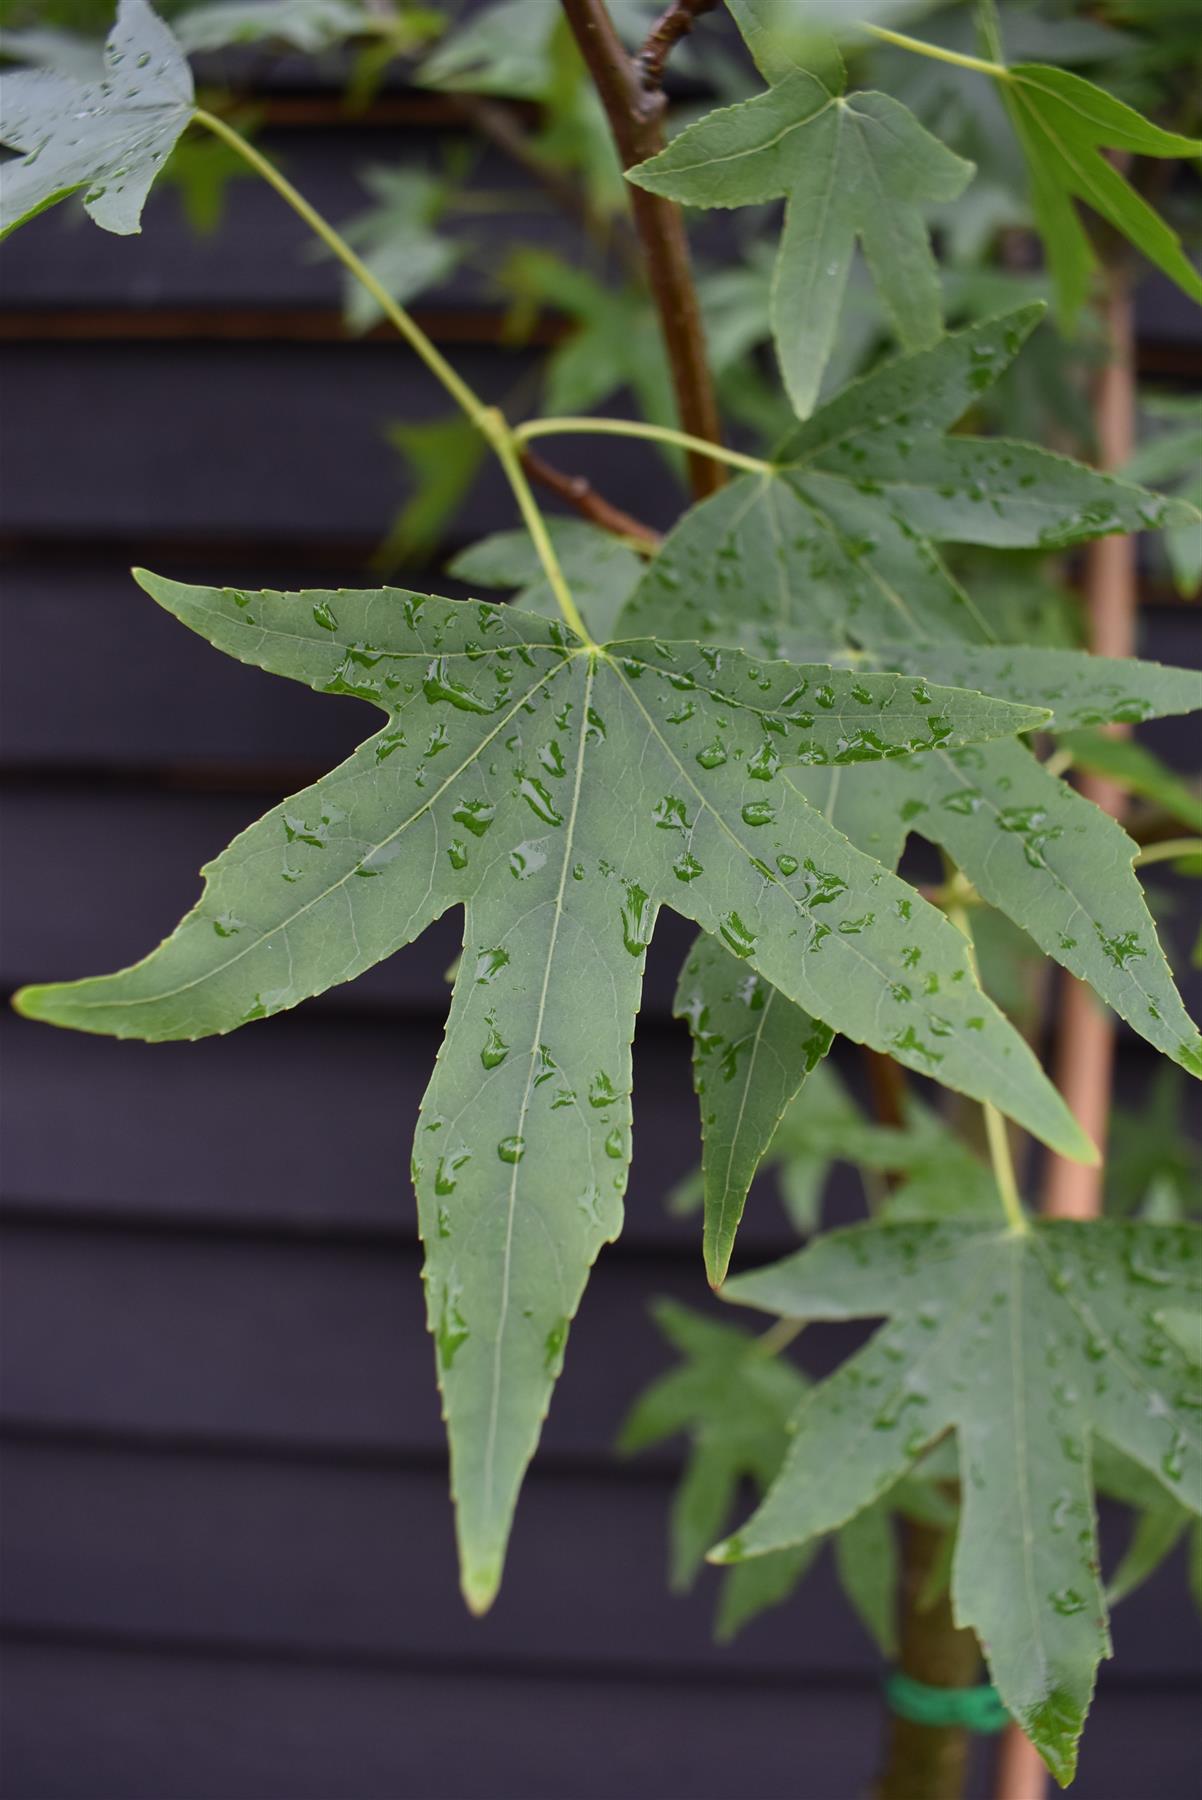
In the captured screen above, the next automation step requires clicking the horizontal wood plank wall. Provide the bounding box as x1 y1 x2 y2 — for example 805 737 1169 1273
2 83 1200 1800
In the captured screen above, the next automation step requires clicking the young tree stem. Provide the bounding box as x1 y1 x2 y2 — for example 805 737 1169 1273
876 1520 983 1800
559 0 727 499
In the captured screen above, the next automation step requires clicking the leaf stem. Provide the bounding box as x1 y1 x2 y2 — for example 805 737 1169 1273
982 1103 1028 1237
516 415 772 473
947 897 1029 1237
862 22 1009 79
1134 836 1202 867
755 1317 803 1357
191 107 587 642
491 425 594 642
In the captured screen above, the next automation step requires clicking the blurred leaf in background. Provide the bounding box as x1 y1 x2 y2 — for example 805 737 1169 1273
334 161 464 331
377 412 486 564
1126 395 1202 597
618 1298 956 1648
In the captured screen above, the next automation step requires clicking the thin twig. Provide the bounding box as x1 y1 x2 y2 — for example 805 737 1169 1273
520 446 662 547
560 0 726 499
636 0 719 91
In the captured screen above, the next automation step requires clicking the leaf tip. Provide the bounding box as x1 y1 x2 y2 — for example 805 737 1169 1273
1159 495 1202 531
705 1245 733 1292
707 1533 744 1566
1048 1106 1100 1167
1072 1126 1102 1168
1021 1686 1085 1789
131 565 168 599
11 981 79 1029
131 566 175 611
461 1559 502 1617
623 158 661 195
10 983 45 1021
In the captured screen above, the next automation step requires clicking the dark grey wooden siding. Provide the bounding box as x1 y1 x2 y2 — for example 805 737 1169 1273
2 71 1200 1800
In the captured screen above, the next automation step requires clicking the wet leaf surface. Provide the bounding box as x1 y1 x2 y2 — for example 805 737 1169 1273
15 572 1081 1609
717 1217 1202 1784
0 0 193 239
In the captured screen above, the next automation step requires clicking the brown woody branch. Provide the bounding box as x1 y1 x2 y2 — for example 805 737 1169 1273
636 0 719 90
878 1520 983 1800
560 0 726 499
519 447 662 546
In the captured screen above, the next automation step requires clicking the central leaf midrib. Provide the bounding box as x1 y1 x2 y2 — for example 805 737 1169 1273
479 654 600 1516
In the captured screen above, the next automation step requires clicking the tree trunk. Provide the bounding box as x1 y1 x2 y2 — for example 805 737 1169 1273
876 1521 983 1800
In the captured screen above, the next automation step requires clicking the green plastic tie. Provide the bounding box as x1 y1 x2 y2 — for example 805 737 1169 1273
884 1670 1010 1734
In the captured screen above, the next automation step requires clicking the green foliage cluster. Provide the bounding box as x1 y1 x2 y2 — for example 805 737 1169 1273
3 0 1200 1784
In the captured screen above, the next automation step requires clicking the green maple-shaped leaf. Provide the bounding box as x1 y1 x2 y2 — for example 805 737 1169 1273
15 571 1088 1607
626 44 973 417
714 1218 1202 1784
0 0 194 240
614 311 1202 1075
999 64 1202 328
